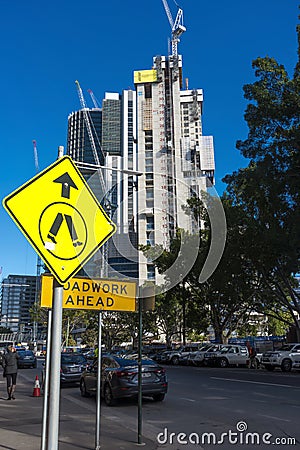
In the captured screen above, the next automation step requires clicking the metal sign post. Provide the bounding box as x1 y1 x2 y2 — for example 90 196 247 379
47 280 64 450
41 308 52 450
95 311 102 450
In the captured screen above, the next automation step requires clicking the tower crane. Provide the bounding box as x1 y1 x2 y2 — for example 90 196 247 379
87 89 100 109
75 81 109 277
161 0 186 56
32 140 40 172
32 140 43 347
75 80 106 194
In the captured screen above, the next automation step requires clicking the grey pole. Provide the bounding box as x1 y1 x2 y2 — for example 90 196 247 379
41 308 52 450
47 280 63 450
47 146 65 450
95 311 102 450
137 297 143 444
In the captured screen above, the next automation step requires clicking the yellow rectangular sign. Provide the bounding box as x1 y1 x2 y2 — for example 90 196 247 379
41 275 137 312
134 69 157 84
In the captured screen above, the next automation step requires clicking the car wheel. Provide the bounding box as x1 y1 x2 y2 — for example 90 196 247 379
104 384 117 406
281 359 292 372
171 356 179 365
265 365 275 371
152 393 165 402
219 358 229 368
80 380 89 397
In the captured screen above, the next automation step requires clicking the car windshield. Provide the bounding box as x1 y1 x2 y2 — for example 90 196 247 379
199 345 211 351
61 354 86 364
278 345 295 352
18 350 34 357
220 346 231 353
115 357 157 367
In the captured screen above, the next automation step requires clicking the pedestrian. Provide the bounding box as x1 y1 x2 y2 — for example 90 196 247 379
248 346 257 369
2 345 20 400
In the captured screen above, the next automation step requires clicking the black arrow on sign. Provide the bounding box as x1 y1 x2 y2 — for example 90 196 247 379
53 173 78 199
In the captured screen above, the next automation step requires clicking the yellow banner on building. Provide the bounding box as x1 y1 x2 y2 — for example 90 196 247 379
40 275 137 312
134 69 157 84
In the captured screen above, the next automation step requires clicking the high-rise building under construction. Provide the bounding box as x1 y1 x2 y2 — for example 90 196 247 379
134 54 215 281
67 4 215 285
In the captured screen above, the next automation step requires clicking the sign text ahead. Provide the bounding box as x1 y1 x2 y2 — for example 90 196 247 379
41 275 137 312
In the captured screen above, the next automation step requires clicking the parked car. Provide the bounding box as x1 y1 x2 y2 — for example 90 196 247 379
189 344 221 366
261 343 300 372
80 355 168 406
150 349 171 363
204 345 249 368
159 345 200 365
202 345 225 366
60 352 89 384
290 351 300 370
16 349 37 369
42 353 89 387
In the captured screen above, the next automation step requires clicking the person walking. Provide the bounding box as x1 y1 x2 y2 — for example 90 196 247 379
2 345 19 400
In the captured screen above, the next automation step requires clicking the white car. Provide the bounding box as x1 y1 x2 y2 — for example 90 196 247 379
189 344 222 366
204 345 249 368
261 343 300 372
291 351 300 369
160 345 200 365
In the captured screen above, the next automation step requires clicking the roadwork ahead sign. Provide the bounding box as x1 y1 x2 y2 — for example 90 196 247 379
40 275 137 312
3 156 116 284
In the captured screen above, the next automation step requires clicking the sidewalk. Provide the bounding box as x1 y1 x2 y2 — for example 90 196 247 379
0 372 160 450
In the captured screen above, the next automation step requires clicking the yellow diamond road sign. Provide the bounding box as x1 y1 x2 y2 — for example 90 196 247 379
3 156 116 284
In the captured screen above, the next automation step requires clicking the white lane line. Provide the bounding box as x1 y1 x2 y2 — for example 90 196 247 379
210 377 299 389
258 414 290 422
179 397 196 402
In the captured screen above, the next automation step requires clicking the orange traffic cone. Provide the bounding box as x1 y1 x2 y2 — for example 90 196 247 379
33 375 41 397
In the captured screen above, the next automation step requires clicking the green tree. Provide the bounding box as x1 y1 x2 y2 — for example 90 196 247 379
224 22 300 338
144 194 260 344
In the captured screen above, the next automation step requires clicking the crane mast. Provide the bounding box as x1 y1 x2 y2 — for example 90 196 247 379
75 81 110 277
87 89 100 108
32 140 43 348
32 140 40 172
161 0 186 56
75 80 106 193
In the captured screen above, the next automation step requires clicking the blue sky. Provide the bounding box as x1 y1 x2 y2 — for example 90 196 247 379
0 0 298 279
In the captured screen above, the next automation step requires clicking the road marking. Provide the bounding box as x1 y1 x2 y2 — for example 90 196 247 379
258 414 290 422
210 376 299 389
179 397 196 402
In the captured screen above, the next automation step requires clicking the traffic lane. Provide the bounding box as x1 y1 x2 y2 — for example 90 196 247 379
156 365 300 447
72 364 299 448
50 365 300 448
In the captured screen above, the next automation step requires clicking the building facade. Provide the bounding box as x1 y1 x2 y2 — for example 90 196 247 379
134 54 215 282
67 90 139 280
67 108 103 165
0 275 37 333
67 56 215 285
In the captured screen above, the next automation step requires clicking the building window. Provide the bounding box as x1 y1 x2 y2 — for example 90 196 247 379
144 84 152 99
146 216 154 230
147 265 155 280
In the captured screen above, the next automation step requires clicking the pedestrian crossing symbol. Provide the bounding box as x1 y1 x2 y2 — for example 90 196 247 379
3 156 116 284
